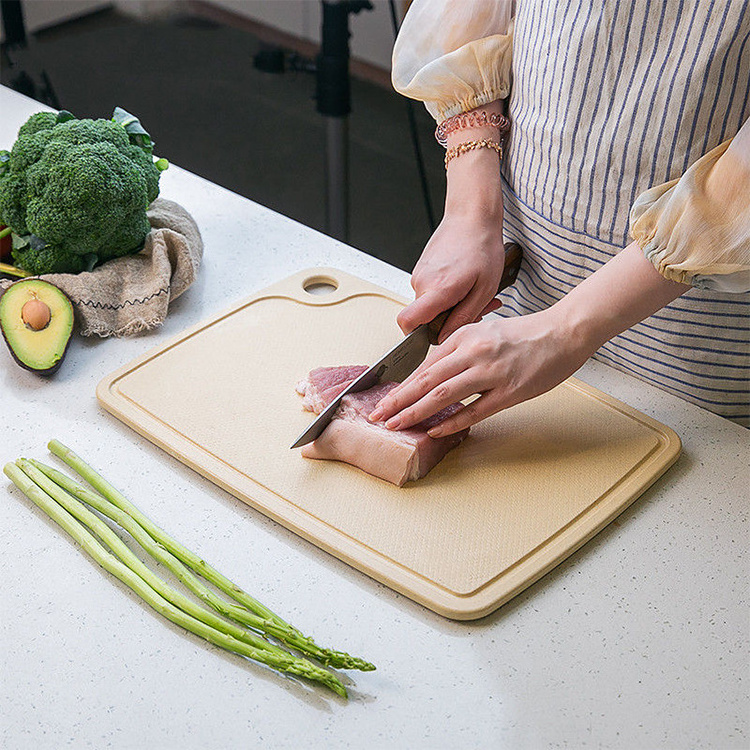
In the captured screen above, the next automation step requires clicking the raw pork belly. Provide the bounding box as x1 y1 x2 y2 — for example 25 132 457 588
296 365 368 412
296 366 469 486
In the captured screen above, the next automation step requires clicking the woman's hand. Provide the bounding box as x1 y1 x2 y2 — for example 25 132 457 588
369 309 590 436
370 241 690 436
398 211 507 342
398 99 508 342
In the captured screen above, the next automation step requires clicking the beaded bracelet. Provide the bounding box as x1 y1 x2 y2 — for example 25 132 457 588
435 110 511 147
444 139 503 168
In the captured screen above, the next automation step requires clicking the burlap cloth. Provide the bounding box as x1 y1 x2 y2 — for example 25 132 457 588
0 198 203 337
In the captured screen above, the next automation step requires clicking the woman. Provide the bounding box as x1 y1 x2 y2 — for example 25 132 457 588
370 0 749 434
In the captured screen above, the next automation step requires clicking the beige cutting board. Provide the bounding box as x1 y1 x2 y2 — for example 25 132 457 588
97 267 681 620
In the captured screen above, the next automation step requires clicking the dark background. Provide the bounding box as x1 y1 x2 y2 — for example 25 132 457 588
1 2 447 271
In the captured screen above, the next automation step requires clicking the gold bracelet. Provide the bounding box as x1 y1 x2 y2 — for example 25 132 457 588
444 139 503 168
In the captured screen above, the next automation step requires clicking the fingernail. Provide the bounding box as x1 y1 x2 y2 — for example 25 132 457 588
369 408 383 422
427 427 442 438
385 416 401 430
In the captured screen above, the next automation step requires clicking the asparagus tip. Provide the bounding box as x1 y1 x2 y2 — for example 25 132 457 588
333 683 348 699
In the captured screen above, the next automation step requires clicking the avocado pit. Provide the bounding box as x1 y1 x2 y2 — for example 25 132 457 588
21 298 52 331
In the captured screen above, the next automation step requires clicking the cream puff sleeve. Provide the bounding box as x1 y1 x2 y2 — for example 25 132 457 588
391 0 515 123
630 118 750 293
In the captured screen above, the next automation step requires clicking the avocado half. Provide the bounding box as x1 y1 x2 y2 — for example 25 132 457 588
0 279 74 375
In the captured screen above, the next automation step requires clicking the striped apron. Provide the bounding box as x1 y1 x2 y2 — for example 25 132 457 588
497 0 750 425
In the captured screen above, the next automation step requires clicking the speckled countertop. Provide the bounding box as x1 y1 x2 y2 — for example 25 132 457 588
1 86 748 750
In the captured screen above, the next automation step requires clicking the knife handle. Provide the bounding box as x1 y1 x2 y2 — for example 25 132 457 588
427 242 523 345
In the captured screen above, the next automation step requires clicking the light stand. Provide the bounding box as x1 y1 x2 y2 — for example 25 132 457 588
254 0 373 243
316 0 372 242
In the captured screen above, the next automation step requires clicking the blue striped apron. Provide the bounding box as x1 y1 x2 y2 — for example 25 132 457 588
497 0 750 425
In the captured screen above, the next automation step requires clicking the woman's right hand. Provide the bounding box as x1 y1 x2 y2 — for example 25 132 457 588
398 100 508 342
397 209 507 341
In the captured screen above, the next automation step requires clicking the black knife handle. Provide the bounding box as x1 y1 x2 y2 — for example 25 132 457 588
427 242 523 345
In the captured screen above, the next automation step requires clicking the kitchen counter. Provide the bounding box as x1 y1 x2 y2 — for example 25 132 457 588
1 85 747 750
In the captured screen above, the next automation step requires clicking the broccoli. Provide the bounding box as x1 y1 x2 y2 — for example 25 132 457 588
0 108 168 275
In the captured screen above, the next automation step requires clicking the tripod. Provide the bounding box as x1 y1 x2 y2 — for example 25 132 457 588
254 0 373 243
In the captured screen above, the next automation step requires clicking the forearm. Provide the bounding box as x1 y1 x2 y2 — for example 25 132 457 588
553 240 691 353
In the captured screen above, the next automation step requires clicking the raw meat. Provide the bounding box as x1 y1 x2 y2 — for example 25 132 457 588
296 365 368 412
296 366 469 486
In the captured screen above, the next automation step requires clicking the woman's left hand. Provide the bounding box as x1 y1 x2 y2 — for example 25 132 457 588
368 309 592 437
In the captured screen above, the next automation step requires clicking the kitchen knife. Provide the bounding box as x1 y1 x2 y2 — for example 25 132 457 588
290 243 523 449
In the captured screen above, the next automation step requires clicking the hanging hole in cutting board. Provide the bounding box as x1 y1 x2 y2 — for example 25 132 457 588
302 275 339 295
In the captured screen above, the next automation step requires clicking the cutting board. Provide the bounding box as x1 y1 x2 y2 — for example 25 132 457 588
97 267 681 620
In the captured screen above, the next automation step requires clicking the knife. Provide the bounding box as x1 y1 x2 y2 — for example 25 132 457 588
290 243 523 449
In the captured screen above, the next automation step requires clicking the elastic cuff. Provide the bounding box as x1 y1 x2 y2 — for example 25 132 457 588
639 240 750 293
426 89 509 124
638 241 695 286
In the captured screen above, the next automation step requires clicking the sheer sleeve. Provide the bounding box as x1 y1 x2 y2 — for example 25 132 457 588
391 0 515 123
630 118 750 293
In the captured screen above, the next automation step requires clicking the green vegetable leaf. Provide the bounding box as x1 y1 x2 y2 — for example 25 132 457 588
111 106 154 155
55 110 76 124
0 150 10 177
11 233 31 251
83 253 98 272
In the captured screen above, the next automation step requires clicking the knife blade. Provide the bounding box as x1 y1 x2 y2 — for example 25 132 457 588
290 243 523 449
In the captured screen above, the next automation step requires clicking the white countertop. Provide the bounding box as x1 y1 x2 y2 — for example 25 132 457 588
1 85 748 750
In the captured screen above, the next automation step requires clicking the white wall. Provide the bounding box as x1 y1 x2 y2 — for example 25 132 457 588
204 0 402 72
112 0 181 21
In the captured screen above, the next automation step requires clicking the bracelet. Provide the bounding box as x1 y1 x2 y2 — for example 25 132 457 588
436 110 511 147
444 139 503 168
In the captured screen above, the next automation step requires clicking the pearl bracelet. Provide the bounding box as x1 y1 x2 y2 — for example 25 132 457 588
444 139 503 168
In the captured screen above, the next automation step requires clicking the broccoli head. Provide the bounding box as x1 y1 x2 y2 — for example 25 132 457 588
0 108 168 275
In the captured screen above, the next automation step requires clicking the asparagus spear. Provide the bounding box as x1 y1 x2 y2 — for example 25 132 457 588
20 459 325 668
32 458 353 666
5 461 347 698
47 439 374 672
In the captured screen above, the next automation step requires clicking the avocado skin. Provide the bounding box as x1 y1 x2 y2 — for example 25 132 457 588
0 279 74 375
3 330 71 375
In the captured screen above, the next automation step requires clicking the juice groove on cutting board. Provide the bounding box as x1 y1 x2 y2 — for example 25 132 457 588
97 268 681 619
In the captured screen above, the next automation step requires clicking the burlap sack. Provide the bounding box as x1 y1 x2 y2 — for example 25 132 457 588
0 198 203 337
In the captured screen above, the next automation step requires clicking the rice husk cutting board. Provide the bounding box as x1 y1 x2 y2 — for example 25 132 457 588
97 267 681 620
